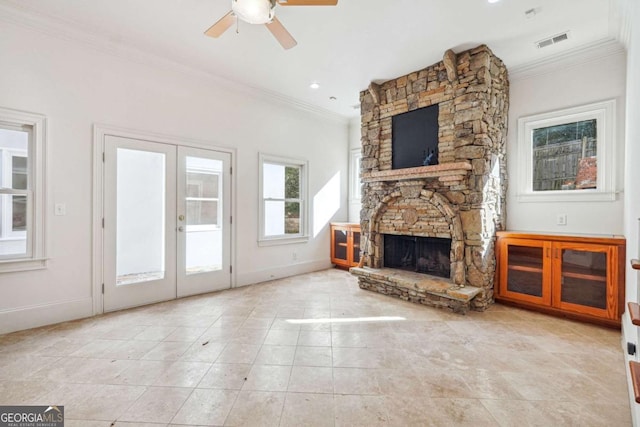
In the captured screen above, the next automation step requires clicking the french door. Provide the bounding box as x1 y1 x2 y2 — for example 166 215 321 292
103 135 231 312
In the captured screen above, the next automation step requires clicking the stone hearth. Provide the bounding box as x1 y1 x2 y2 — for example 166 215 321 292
351 45 509 312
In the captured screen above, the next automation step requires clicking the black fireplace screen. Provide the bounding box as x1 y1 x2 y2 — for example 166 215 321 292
383 235 451 279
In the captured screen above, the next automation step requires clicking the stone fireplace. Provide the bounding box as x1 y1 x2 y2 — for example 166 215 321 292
351 45 509 313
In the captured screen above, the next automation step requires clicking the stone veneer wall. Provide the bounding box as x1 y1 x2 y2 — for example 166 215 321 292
359 45 509 310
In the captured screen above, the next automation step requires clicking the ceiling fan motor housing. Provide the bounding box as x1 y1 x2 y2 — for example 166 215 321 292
232 0 276 24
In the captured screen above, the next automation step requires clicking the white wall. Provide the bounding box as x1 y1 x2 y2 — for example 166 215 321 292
348 117 362 222
507 48 626 235
0 21 349 333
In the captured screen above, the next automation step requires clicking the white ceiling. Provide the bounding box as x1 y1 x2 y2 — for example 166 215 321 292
1 0 618 118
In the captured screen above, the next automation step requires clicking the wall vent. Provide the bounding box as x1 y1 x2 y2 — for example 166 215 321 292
535 31 570 49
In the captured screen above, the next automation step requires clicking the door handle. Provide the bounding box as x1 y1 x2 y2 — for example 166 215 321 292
178 226 184 232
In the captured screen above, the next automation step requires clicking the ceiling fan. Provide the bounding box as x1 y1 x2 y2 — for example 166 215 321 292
204 0 338 50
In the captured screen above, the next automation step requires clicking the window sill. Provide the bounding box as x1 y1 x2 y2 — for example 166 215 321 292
258 235 309 247
516 191 619 203
0 257 47 273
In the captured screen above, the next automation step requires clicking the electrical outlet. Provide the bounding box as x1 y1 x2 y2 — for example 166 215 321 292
557 214 567 226
292 252 298 261
55 203 66 216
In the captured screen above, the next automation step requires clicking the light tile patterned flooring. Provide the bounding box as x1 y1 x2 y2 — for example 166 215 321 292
0 269 631 426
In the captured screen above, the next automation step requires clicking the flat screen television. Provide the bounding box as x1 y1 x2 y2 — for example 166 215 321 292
391 104 439 169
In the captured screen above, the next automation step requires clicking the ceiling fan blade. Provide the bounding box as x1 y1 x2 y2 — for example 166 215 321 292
204 11 235 38
265 17 298 49
277 0 338 5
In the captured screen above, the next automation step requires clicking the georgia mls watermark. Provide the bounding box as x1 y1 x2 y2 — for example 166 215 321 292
0 406 64 427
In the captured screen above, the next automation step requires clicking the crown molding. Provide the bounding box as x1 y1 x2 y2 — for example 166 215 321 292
509 38 626 82
0 1 349 125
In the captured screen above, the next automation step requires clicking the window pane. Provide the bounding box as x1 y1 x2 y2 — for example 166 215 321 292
187 200 218 226
263 163 285 199
0 194 27 256
0 127 29 190
12 156 27 190
116 148 166 286
285 201 300 234
12 195 27 231
186 172 219 198
264 200 285 236
285 166 300 199
532 119 597 191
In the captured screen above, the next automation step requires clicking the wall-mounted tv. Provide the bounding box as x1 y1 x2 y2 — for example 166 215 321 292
391 104 439 169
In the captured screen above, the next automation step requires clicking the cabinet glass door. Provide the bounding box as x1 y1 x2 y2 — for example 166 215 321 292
333 227 348 262
352 229 361 265
500 238 551 305
554 243 612 318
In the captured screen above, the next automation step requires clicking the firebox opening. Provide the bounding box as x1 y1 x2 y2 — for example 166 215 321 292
383 235 451 279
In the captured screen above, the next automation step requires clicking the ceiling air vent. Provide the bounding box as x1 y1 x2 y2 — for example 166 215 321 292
535 31 570 49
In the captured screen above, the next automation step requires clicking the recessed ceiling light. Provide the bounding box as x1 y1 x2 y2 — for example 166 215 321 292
488 0 500 3
309 82 320 89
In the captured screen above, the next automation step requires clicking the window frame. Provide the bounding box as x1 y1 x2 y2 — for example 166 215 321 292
185 167 222 232
0 108 47 272
1 148 28 240
516 99 616 202
258 153 309 246
349 148 362 202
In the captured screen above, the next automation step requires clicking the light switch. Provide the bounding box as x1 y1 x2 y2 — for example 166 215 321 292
55 203 66 216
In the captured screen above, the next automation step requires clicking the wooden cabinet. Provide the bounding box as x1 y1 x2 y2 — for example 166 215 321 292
496 232 625 327
330 223 361 269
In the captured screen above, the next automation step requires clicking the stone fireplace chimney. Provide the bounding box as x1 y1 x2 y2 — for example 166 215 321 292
351 45 509 313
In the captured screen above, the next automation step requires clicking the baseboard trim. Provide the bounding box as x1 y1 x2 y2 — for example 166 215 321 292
235 259 332 288
0 297 93 335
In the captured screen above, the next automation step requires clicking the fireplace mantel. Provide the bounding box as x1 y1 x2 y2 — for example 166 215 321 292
361 161 472 183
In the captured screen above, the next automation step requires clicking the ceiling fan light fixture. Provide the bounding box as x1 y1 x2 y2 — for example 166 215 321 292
232 0 274 24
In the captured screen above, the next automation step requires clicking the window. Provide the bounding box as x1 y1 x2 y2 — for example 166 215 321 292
186 158 222 230
259 154 308 245
349 148 362 202
0 108 46 271
517 99 616 202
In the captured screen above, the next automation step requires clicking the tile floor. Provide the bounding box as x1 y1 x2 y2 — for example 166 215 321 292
0 269 632 426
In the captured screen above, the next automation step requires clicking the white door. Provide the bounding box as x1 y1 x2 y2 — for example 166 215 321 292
103 135 231 312
177 146 231 297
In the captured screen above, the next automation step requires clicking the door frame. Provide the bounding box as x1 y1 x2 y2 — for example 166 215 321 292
92 124 237 315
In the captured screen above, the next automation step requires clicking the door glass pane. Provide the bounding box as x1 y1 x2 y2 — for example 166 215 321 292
116 148 166 286
506 245 543 297
185 156 223 275
560 249 607 309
